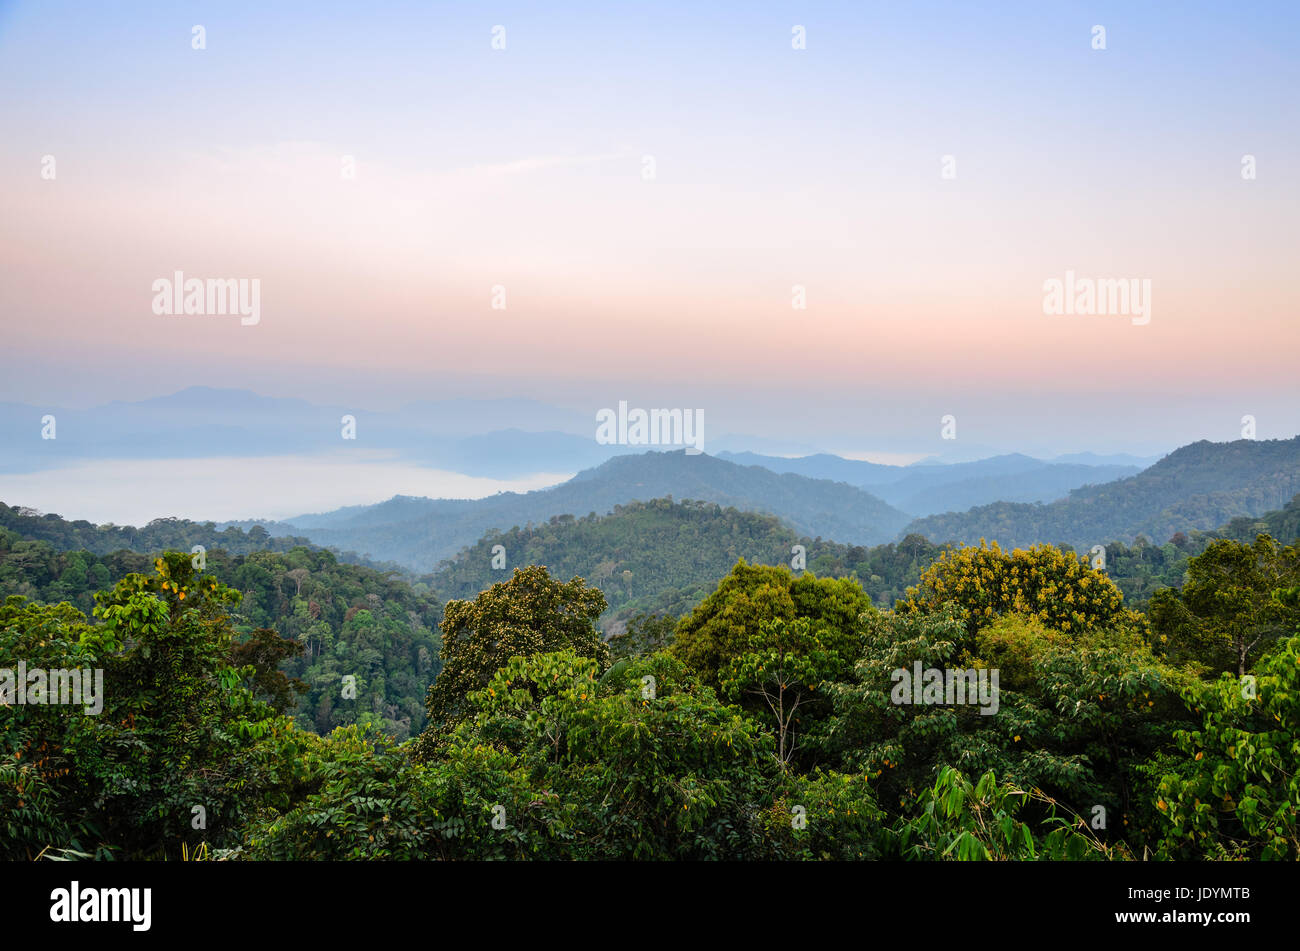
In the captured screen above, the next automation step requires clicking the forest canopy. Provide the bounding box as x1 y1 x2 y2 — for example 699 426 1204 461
2 506 1298 860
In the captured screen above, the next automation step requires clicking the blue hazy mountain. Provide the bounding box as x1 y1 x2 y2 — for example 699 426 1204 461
225 450 913 571
905 437 1300 550
716 451 1143 516
0 387 624 477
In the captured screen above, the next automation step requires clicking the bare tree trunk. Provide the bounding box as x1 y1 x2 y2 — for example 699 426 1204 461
778 681 786 765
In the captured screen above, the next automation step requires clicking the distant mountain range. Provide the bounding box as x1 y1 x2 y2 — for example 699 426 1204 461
0 386 631 478
0 387 1161 485
905 438 1300 549
717 451 1146 516
5 432 1298 636
228 436 1296 572
6 387 1292 575
226 451 914 570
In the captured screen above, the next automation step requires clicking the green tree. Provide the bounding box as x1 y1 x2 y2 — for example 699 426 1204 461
890 767 1109 861
415 565 609 754
445 649 777 859
608 611 678 660
1152 629 1300 860
672 560 870 690
0 597 103 858
820 605 1190 848
765 769 884 860
247 650 784 860
721 617 841 769
230 627 310 714
0 553 307 859
1148 534 1300 676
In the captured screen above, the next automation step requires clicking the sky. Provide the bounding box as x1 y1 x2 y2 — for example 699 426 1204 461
1 0 1298 466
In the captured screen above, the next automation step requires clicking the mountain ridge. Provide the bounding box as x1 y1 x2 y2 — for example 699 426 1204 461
904 437 1300 549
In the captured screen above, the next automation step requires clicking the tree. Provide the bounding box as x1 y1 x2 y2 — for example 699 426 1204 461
1153 630 1300 859
898 541 1130 638
441 650 777 859
247 650 784 860
1148 534 1300 676
608 611 677 660
819 605 1191 843
891 767 1109 861
285 568 310 597
672 560 871 690
721 617 841 768
230 627 309 714
0 554 306 860
78 554 304 856
0 596 102 858
415 565 609 754
237 725 434 861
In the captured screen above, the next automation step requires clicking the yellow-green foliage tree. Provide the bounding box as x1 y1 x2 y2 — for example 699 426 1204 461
671 560 872 690
898 541 1130 637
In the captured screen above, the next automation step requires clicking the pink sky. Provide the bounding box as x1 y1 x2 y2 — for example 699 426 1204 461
1 1 1297 455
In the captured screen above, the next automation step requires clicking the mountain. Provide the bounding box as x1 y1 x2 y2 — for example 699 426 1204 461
0 388 347 469
264 451 913 571
717 452 903 486
1217 494 1300 547
0 501 317 557
431 491 1300 631
1051 451 1163 468
717 451 1141 516
429 498 804 630
9 488 1300 652
0 523 440 739
429 491 1300 637
880 460 1141 515
0 501 394 570
0 387 618 479
903 437 1300 549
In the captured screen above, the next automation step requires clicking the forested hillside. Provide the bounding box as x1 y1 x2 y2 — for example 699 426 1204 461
429 498 800 626
260 450 913 570
4 483 1298 754
429 494 1300 633
9 491 1300 653
0 502 317 558
0 526 440 739
905 438 1300 549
